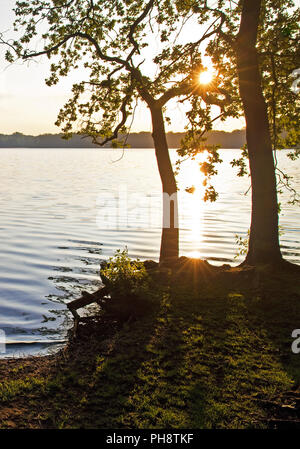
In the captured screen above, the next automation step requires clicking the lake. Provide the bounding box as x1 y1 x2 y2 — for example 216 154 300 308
0 147 299 357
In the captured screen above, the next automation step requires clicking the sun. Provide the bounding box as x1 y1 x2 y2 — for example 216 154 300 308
198 70 214 85
188 250 202 259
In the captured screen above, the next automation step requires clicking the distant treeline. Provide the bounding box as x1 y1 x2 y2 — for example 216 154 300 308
0 129 247 149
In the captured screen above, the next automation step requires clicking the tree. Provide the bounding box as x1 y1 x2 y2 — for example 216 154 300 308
172 0 300 266
235 0 281 264
3 0 233 263
235 0 300 265
235 1 298 266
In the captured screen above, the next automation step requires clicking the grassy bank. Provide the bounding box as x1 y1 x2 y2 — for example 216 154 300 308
0 260 299 429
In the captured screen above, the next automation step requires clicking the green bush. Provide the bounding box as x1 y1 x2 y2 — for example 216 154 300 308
100 248 153 320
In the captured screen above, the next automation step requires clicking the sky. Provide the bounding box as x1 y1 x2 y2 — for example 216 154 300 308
0 1 245 136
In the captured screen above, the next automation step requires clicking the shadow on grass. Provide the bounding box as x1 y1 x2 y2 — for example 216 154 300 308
188 270 300 429
0 263 299 429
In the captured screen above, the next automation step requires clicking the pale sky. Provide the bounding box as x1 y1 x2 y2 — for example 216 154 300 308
0 0 245 136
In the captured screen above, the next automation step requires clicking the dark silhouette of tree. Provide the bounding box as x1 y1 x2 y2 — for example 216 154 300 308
3 0 232 263
235 0 281 264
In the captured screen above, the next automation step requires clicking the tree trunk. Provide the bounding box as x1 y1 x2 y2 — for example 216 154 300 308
236 0 282 265
150 104 179 263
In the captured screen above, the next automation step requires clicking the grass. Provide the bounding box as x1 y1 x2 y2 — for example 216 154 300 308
0 259 299 429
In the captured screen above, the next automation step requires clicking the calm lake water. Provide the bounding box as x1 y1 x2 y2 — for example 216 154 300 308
0 147 299 357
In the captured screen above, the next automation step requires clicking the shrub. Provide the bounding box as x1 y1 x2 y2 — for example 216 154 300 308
100 248 153 321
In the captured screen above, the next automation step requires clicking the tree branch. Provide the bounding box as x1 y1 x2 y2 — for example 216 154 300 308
6 27 155 106
127 0 154 59
158 81 191 106
93 89 134 147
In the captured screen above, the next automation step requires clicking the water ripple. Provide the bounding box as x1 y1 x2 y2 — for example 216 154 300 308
0 147 299 357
